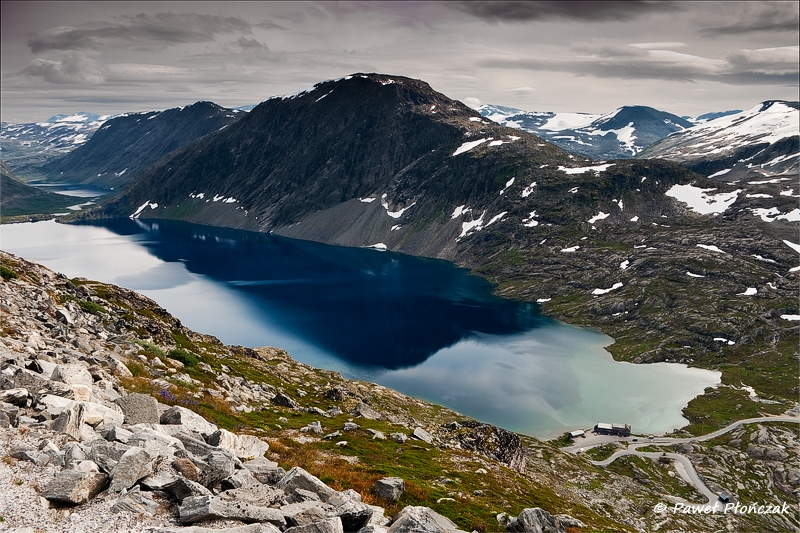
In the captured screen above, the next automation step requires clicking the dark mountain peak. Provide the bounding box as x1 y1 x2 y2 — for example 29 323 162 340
596 106 692 130
760 100 799 111
85 72 573 240
252 72 483 128
40 101 244 189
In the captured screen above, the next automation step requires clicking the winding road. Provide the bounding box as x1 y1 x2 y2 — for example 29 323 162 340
565 415 800 504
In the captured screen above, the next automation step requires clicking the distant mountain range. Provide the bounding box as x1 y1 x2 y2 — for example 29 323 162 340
35 101 245 189
640 100 799 181
1 103 250 188
478 104 693 159
1 112 112 172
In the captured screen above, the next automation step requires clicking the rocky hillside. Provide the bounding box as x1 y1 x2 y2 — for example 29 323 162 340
640 101 799 182
0 160 80 219
35 102 245 189
479 104 692 160
3 251 798 532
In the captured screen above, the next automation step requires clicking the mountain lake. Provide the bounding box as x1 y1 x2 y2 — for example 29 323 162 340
1 218 720 438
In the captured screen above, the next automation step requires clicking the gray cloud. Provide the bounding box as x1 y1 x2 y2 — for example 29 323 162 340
477 45 799 86
571 39 649 59
700 3 799 36
18 51 108 84
237 36 270 52
28 12 254 53
449 1 679 22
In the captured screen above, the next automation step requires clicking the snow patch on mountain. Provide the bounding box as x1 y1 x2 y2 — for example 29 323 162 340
453 138 491 156
665 184 740 215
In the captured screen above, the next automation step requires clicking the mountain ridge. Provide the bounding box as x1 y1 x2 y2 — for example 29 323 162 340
478 104 693 159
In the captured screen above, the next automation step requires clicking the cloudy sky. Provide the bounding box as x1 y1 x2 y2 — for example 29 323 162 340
1 1 798 122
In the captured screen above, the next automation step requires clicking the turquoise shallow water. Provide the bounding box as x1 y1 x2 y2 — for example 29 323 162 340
1 218 720 438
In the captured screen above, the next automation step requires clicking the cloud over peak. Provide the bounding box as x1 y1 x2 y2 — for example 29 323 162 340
450 1 679 23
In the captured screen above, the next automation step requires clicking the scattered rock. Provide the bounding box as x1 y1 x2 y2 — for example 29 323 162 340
41 470 108 504
506 507 566 533
116 393 160 425
372 477 404 501
386 506 462 533
352 403 382 420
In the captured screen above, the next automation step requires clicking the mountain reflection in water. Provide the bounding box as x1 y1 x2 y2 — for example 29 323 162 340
95 218 545 370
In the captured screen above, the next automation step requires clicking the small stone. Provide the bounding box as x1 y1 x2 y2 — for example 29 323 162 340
352 403 382 420
371 477 404 501
412 427 434 444
272 393 299 408
343 422 360 432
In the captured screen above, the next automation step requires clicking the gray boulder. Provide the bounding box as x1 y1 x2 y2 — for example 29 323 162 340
162 476 213 503
109 446 154 492
372 477 404 501
116 393 159 425
111 485 161 515
222 468 261 490
281 501 332 528
208 428 270 460
272 392 299 408
328 495 373 532
412 427 434 445
41 470 108 504
52 364 94 388
178 495 286 527
506 508 566 533
243 457 285 484
219 484 285 507
158 525 281 533
555 515 586 529
285 517 344 533
352 403 382 420
277 466 338 502
0 388 28 406
387 506 461 533
161 405 218 437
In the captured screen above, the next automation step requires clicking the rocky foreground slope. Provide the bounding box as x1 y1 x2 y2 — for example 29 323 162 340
1 251 798 532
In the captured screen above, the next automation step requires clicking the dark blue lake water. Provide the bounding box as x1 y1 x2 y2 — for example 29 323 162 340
1 219 720 437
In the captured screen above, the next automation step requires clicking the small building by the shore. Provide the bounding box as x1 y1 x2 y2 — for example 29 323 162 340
569 429 585 439
594 422 631 437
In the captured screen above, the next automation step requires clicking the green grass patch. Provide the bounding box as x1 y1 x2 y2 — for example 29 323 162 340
78 300 106 315
134 339 166 359
168 348 199 368
584 444 619 461
0 265 18 280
